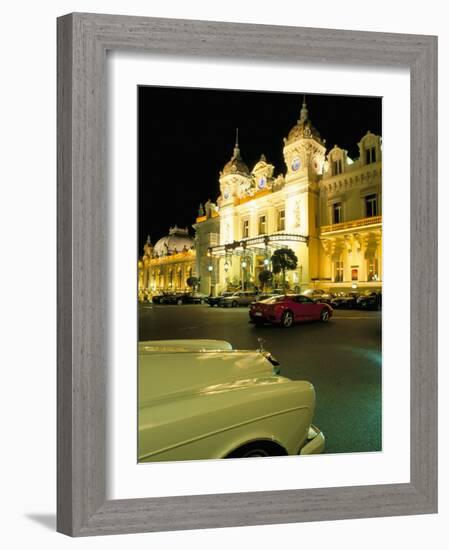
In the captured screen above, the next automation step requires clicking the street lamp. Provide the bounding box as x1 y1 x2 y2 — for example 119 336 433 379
208 264 214 296
241 258 248 291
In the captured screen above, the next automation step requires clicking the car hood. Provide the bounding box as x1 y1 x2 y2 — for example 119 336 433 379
139 348 282 405
139 339 232 353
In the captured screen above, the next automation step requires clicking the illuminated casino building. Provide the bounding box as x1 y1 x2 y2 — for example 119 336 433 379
139 98 382 296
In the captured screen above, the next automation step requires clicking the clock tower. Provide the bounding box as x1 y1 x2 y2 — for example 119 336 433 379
282 98 326 282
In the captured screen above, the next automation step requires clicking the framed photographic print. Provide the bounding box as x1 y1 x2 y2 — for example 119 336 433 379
136 88 382 465
57 13 437 536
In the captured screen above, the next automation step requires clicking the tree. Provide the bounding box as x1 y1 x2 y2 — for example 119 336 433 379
271 248 298 293
186 276 199 291
258 269 273 291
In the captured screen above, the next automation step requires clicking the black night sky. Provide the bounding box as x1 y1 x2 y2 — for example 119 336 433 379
138 87 381 252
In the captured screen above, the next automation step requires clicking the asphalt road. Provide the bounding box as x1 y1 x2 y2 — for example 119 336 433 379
139 303 382 455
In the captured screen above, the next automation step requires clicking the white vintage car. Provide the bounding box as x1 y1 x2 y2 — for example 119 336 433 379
138 339 325 462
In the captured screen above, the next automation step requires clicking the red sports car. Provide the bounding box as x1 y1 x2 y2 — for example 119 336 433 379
249 294 333 328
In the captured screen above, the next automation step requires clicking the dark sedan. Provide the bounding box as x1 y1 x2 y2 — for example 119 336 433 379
161 292 187 305
329 292 359 309
356 291 382 310
182 291 208 304
208 291 235 307
301 288 334 304
151 292 171 304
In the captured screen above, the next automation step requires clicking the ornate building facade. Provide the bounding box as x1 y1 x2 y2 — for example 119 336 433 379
139 99 382 297
138 226 196 297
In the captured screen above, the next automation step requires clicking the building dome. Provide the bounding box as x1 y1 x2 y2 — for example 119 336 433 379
221 129 250 176
153 226 194 256
285 99 323 146
222 152 250 176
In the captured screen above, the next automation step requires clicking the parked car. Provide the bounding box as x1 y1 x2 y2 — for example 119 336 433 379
249 294 333 328
253 292 276 303
301 288 334 304
330 292 359 309
208 291 235 307
252 289 284 303
221 290 260 307
151 292 170 304
356 290 382 310
181 291 209 304
162 292 188 305
138 339 325 462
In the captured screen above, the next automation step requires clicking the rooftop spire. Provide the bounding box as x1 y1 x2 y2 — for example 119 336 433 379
300 95 309 122
233 127 241 158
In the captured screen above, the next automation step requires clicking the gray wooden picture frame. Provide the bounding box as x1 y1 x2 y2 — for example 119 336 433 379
57 12 438 537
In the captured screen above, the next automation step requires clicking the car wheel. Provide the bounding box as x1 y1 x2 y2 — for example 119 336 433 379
320 308 330 322
281 310 293 328
232 300 238 307
177 298 183 305
226 441 287 459
240 448 270 457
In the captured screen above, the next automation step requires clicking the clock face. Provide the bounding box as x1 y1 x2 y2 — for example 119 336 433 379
258 176 266 189
291 158 301 171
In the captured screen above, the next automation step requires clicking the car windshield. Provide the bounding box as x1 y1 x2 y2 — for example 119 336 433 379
263 295 286 304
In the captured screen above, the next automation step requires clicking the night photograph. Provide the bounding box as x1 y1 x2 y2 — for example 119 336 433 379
137 86 382 462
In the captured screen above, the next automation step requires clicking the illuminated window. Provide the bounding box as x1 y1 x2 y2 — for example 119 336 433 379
277 209 285 231
365 194 378 217
334 261 344 282
258 215 267 235
365 146 377 164
333 203 342 224
242 219 249 238
332 159 343 175
367 258 379 281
